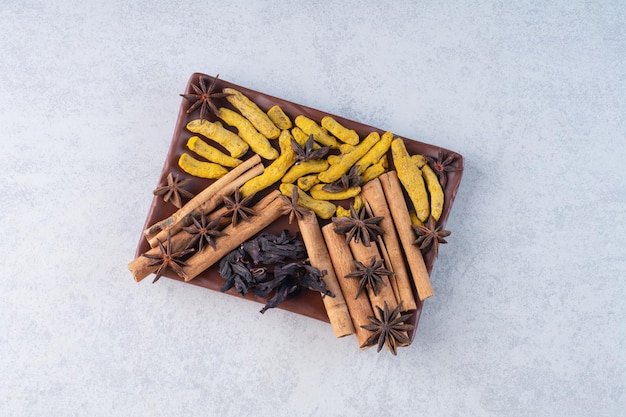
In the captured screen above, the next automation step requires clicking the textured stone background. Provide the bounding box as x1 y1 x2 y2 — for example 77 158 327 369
1 1 624 416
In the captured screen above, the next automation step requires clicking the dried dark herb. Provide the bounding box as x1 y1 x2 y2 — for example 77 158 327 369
291 135 330 163
344 256 392 298
425 149 461 189
181 212 227 251
323 165 361 192
218 232 329 313
180 73 231 121
279 185 310 224
153 172 194 209
412 216 451 257
255 260 334 313
218 248 263 295
360 301 414 355
242 231 307 265
142 232 194 283
332 205 384 247
223 189 256 227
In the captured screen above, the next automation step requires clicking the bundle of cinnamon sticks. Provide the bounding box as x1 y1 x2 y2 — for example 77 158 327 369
295 171 434 349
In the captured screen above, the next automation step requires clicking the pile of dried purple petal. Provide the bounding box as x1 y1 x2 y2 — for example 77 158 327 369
218 231 334 313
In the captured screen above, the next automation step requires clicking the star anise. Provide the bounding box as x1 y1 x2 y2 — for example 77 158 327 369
344 256 392 298
425 149 461 189
291 135 330 163
181 211 228 251
152 172 194 209
142 232 194 283
323 165 361 192
279 186 310 224
332 205 384 247
180 73 231 121
360 301 414 355
223 189 256 227
412 216 451 257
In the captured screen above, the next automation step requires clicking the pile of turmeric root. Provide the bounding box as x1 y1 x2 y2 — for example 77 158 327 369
176 77 445 226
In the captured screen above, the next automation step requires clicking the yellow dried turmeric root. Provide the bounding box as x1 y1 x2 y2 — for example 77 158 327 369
279 183 336 219
282 160 329 183
334 195 363 217
178 153 228 179
391 138 430 222
294 115 340 149
422 164 444 221
223 88 281 139
186 119 248 158
218 108 278 160
239 130 298 198
321 116 359 145
360 159 387 184
318 131 380 183
309 184 361 201
411 154 428 168
355 131 393 175
297 174 320 191
267 105 292 130
186 136 242 168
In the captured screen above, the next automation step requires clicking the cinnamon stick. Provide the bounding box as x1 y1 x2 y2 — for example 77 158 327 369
128 190 280 283
348 239 399 319
379 171 434 300
145 154 263 245
361 178 417 310
321 224 375 348
297 212 354 338
181 190 284 281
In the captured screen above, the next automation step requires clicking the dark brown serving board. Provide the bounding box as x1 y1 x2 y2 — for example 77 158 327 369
134 73 464 338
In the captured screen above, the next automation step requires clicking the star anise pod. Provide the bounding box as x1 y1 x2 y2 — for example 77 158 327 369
181 211 228 251
425 149 461 189
412 216 451 257
180 73 231 121
142 232 194 283
291 135 330 163
344 256 392 298
332 205 384 247
323 165 361 192
152 172 194 209
279 186 310 224
360 301 414 355
223 189 256 227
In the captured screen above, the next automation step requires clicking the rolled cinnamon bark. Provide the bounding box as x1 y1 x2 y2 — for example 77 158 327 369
129 190 280 282
297 212 354 338
321 224 375 348
181 191 284 281
379 171 434 300
145 154 263 245
361 178 417 310
348 239 399 319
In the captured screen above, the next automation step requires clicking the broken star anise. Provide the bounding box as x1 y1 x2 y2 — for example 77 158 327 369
279 185 310 224
223 189 256 227
142 232 194 283
344 256 392 298
180 73 231 121
360 301 414 355
425 149 461 189
291 135 330 163
332 205 384 247
323 164 361 192
181 211 228 251
412 216 451 258
153 172 194 209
